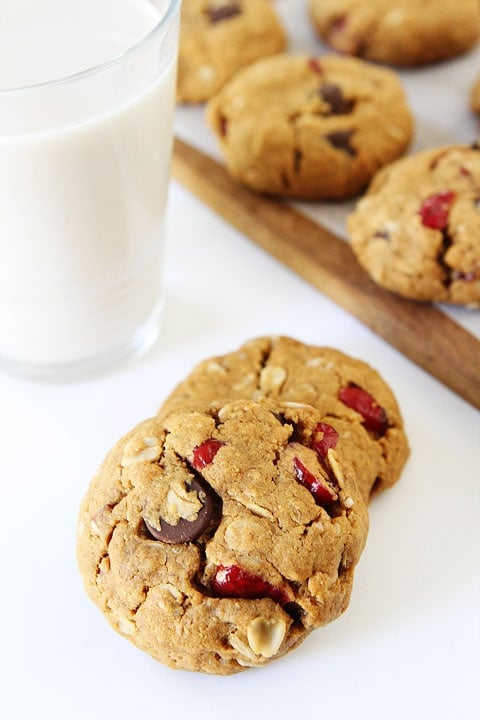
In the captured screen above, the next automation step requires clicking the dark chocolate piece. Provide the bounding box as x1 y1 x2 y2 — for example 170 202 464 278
325 129 356 156
144 478 217 544
207 3 241 23
373 229 391 240
319 83 354 115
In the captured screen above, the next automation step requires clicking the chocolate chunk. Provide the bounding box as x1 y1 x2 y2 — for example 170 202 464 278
319 83 354 115
325 129 356 156
283 602 305 624
281 171 291 189
373 229 391 240
293 148 303 173
144 478 219 544
207 3 241 23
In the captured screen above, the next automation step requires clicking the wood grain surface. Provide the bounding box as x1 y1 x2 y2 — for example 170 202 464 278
172 137 480 411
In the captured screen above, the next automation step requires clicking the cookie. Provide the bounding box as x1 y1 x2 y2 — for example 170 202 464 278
471 76 480 115
347 144 480 306
206 53 413 199
160 336 410 503
309 0 480 67
177 0 286 104
77 397 369 674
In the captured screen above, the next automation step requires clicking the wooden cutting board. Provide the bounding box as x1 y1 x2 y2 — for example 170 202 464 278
172 137 480 411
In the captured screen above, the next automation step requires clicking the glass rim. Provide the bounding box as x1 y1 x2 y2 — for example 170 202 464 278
0 0 181 96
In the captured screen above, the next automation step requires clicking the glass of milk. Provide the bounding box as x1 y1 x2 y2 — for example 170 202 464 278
0 0 181 379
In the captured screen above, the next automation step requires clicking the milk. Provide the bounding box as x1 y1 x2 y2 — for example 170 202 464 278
0 0 179 374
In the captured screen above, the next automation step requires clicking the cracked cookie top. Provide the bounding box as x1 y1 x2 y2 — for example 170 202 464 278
206 53 413 199
347 144 480 306
159 336 410 503
309 0 480 67
77 397 368 675
177 0 286 104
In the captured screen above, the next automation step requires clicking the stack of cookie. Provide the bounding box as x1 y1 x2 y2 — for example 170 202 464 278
176 0 480 307
77 336 409 674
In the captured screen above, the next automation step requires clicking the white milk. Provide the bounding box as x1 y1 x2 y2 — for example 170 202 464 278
0 0 178 373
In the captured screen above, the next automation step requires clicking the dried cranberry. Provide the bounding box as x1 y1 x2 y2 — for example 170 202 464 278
308 57 324 75
293 457 337 506
451 268 478 282
311 422 339 458
211 565 289 605
219 115 228 137
418 190 456 230
330 15 348 33
339 386 388 435
192 439 223 470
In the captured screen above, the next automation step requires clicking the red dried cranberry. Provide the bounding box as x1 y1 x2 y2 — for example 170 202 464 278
192 439 223 470
418 190 456 230
293 457 337 506
219 115 228 137
311 422 339 458
330 15 348 33
339 386 388 435
211 565 289 605
327 15 362 55
451 268 478 282
308 57 324 74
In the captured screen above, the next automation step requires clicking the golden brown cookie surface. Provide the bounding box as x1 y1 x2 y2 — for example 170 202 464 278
309 0 480 66
206 54 413 199
77 398 368 674
347 145 480 305
177 0 286 104
160 336 410 502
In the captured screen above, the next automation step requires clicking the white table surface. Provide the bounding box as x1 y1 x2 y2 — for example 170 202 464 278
2 2 480 719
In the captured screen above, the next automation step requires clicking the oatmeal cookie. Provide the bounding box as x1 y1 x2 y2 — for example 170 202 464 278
309 0 480 67
77 398 368 674
177 0 286 104
160 336 410 503
347 144 480 305
206 53 413 199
